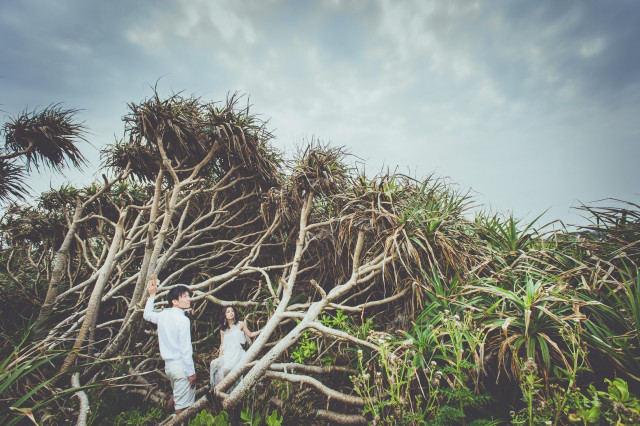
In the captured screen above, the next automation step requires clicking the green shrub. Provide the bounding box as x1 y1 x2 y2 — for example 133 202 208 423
189 409 230 426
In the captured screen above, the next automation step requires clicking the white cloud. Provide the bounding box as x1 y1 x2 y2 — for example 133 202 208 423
126 28 165 49
126 0 260 52
51 40 93 55
579 37 605 57
173 0 257 43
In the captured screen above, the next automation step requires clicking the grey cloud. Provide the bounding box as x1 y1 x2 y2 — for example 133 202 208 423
370 0 640 110
1 0 174 107
1 0 638 224
480 0 640 106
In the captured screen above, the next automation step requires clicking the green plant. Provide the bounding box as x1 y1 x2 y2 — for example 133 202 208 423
617 266 640 351
113 405 162 425
472 274 577 378
352 338 419 424
214 411 231 426
579 265 640 382
431 310 492 424
593 378 640 424
0 327 92 426
355 317 376 340
408 269 466 370
240 406 261 426
351 302 497 424
290 331 317 364
510 330 637 426
476 212 545 258
189 410 213 426
546 323 592 425
561 390 600 425
320 353 336 366
515 358 545 426
599 264 640 357
320 309 349 329
265 409 283 426
189 409 231 426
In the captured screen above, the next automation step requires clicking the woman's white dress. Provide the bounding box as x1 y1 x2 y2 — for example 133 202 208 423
210 324 249 387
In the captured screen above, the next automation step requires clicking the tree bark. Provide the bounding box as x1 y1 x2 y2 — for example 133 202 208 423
38 199 84 323
60 209 128 372
71 372 89 426
38 169 130 323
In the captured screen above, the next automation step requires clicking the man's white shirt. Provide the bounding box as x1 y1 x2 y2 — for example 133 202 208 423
143 296 195 377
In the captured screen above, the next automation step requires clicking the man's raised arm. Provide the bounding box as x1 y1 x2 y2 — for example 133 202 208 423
143 276 160 324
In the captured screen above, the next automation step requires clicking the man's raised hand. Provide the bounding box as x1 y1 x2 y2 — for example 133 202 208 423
147 274 158 296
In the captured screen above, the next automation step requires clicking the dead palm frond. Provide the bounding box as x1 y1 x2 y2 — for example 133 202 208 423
576 199 640 265
124 91 205 165
121 91 281 187
2 104 87 172
339 173 400 236
337 173 479 282
206 93 281 187
290 142 349 199
101 140 159 182
261 183 301 227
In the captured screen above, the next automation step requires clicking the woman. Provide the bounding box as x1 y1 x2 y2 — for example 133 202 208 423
210 306 261 388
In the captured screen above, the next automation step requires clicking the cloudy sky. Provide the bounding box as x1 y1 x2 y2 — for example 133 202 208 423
1 0 639 226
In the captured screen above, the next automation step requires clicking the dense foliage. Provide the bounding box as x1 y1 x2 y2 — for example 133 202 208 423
1 93 639 425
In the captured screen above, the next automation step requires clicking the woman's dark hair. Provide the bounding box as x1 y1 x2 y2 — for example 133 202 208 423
220 306 239 330
167 285 190 307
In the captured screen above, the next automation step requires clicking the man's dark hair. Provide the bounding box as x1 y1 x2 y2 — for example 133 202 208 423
167 285 190 307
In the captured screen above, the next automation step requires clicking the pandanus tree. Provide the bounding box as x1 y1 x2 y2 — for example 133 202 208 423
53 91 281 373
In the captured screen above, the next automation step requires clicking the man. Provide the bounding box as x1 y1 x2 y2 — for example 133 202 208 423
143 276 196 414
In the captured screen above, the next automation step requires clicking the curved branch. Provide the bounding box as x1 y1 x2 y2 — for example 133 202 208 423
308 321 380 352
268 396 366 424
330 286 411 312
270 362 354 375
71 373 89 425
265 370 364 405
314 409 366 424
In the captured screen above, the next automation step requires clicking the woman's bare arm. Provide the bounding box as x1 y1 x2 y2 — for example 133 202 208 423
240 321 261 339
219 330 224 355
